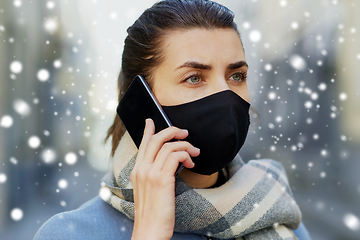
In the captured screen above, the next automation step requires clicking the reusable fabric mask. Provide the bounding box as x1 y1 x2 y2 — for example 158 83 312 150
162 90 250 175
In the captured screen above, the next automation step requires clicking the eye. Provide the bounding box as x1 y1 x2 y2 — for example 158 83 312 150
229 72 246 82
185 75 202 84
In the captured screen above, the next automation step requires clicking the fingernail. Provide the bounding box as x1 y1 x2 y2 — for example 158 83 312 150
195 147 200 152
182 129 188 133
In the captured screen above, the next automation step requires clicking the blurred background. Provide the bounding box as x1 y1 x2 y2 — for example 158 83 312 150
0 0 359 239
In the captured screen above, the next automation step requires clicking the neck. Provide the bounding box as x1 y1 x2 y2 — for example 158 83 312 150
179 168 218 189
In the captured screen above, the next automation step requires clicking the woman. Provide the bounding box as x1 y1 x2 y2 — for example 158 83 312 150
34 0 311 239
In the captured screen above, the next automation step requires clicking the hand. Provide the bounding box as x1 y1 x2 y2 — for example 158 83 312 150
130 119 200 240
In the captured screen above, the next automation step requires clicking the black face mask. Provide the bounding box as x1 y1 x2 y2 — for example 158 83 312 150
162 90 250 175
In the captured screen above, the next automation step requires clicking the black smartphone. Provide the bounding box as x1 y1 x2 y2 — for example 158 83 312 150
117 75 184 175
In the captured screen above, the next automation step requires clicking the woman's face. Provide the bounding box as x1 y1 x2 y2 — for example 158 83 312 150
152 28 249 106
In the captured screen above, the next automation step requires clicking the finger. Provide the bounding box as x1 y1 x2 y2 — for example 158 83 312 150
142 126 189 164
131 119 157 224
162 151 195 174
152 141 199 170
135 118 155 167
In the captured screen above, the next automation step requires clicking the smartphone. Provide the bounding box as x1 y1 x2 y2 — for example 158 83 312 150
117 75 184 175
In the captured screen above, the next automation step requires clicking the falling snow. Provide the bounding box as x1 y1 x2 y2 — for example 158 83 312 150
64 152 77 165
0 173 7 183
313 134 319 140
109 12 118 20
318 83 327 91
13 0 22 8
279 0 287 7
37 69 50 82
264 64 272 71
10 208 23 221
291 22 299 30
249 30 261 43
10 61 23 74
268 92 276 100
340 135 347 142
41 148 57 164
304 101 313 109
99 187 111 201
339 93 347 101
46 1 55 9
60 200 67 207
53 59 62 68
243 22 250 29
289 55 307 71
320 149 328 157
13 99 31 116
0 115 14 128
28 136 41 149
44 18 58 33
58 179 68 189
10 157 18 165
343 214 360 231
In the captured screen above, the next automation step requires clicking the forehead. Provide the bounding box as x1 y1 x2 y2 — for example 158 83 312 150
159 28 245 68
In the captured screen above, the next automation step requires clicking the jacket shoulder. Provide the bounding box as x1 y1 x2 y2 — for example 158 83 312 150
33 196 133 240
34 196 206 240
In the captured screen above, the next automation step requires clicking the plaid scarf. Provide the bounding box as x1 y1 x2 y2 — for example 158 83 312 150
100 132 301 239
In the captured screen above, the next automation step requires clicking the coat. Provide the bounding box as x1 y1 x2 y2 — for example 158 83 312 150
34 196 311 240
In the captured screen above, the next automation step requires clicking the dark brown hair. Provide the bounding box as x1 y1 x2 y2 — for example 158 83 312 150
105 0 239 156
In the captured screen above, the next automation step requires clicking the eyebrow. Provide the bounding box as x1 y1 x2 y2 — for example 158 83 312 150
228 61 249 69
176 60 248 71
176 61 211 70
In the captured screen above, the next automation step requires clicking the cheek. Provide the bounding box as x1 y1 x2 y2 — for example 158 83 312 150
152 81 182 106
231 83 250 103
152 84 170 105
153 81 206 106
154 87 198 106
